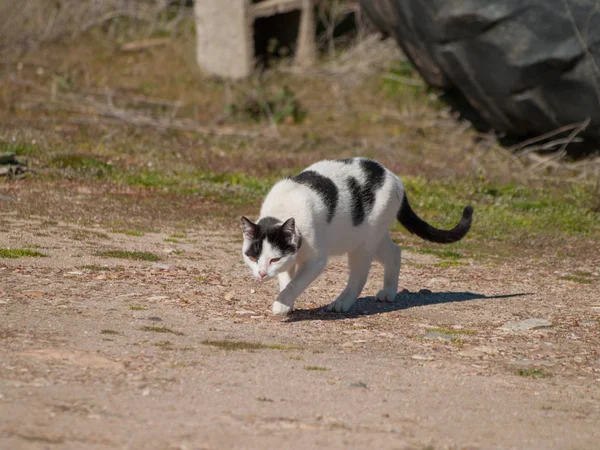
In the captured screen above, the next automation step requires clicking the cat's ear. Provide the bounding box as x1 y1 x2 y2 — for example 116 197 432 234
281 218 295 235
241 216 257 239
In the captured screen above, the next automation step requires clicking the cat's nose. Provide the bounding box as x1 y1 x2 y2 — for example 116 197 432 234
259 270 267 279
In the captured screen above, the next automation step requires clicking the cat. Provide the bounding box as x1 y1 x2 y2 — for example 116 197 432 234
241 158 473 315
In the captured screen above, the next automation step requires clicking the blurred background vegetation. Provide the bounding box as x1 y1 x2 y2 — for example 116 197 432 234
0 0 598 262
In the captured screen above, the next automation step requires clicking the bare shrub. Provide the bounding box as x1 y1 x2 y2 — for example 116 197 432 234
0 0 189 56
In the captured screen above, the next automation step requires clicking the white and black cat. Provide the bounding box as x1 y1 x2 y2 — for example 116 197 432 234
241 158 473 315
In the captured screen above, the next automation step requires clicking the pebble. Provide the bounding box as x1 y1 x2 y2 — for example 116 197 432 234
499 318 553 331
66 271 84 276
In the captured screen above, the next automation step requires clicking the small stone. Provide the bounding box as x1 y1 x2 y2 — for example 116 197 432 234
499 318 553 331
66 271 84 276
141 388 150 397
418 289 433 296
95 274 107 280
473 346 498 355
458 349 485 358
250 289 256 294
411 354 434 361
224 291 235 301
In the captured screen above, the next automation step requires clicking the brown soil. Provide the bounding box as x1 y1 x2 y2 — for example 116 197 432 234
1 215 599 450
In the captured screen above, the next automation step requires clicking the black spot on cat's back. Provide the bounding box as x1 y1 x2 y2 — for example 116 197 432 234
360 159 386 213
290 170 338 223
347 177 364 226
344 159 387 227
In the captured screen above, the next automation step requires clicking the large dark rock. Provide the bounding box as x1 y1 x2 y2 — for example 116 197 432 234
361 0 600 152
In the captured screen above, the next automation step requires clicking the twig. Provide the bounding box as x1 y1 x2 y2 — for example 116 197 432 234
527 118 590 173
381 73 424 87
510 122 587 154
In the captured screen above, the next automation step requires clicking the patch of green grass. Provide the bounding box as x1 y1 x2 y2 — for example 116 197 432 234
202 340 267 351
0 248 47 258
140 326 184 335
265 344 303 351
129 305 148 311
96 250 161 261
560 275 593 284
436 260 468 268
194 276 207 282
154 340 174 350
1 141 41 156
201 339 301 351
392 177 600 254
80 264 110 271
163 237 181 243
111 229 145 237
170 233 187 239
515 368 549 379
417 247 464 260
427 327 476 336
124 170 176 188
304 366 329 371
50 153 113 178
100 329 120 335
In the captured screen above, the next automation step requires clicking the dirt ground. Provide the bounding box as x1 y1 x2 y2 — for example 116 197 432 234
1 213 599 450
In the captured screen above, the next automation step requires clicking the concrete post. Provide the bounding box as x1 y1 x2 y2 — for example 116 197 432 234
296 0 316 67
194 0 253 79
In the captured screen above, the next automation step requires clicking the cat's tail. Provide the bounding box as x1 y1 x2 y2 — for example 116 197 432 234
397 194 473 244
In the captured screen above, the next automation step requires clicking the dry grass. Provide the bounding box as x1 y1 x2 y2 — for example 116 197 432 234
0 0 189 56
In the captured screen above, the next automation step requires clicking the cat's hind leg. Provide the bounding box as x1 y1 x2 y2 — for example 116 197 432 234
327 248 373 313
374 234 401 302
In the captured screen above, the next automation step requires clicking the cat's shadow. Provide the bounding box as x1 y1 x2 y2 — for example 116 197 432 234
286 290 531 322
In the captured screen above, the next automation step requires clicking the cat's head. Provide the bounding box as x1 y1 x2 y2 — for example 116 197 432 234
241 216 301 281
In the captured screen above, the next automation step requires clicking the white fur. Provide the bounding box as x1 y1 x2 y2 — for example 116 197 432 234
244 159 405 315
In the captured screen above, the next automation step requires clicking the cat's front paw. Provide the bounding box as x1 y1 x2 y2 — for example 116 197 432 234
272 300 293 315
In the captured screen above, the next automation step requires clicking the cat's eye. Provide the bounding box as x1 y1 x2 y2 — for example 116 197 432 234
248 256 257 262
269 258 281 264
